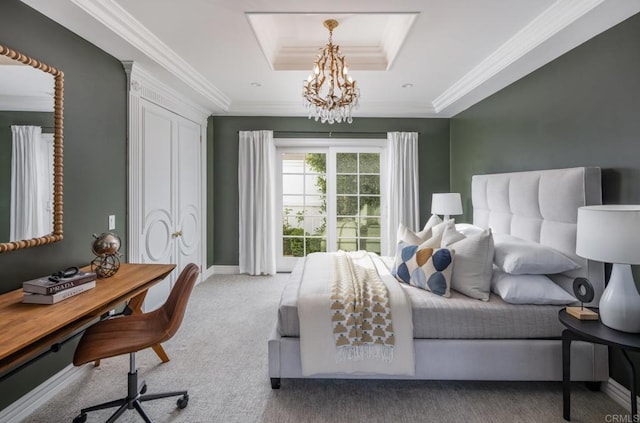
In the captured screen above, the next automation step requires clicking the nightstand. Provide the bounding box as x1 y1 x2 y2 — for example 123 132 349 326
559 308 640 421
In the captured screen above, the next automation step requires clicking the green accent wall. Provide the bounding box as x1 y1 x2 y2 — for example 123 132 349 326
0 0 127 409
450 13 640 392
0 111 54 243
209 116 450 266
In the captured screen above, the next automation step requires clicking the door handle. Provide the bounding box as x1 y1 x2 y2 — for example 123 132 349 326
172 230 183 238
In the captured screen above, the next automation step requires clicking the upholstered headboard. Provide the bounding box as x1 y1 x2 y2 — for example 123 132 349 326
471 167 604 306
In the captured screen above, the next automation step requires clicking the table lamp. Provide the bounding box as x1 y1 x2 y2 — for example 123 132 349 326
576 205 640 333
431 193 463 221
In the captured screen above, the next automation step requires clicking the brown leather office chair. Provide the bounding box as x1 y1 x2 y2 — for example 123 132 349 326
72 263 199 423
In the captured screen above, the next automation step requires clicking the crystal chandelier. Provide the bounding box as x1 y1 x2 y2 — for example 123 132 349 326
303 19 360 124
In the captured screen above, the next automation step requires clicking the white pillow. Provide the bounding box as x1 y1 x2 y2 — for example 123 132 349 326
492 233 580 275
454 223 485 237
442 225 494 301
396 223 430 245
491 268 577 305
416 214 443 240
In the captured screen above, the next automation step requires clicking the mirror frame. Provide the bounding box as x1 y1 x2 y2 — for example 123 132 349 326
0 44 63 253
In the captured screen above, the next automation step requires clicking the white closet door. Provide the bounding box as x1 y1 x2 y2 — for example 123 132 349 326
175 119 202 273
140 99 176 310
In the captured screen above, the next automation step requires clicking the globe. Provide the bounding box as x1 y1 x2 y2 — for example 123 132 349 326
92 232 121 257
91 232 121 278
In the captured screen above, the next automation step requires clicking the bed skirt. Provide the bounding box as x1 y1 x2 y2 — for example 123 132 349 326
268 328 608 388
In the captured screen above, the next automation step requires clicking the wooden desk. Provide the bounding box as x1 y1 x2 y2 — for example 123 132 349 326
0 263 175 375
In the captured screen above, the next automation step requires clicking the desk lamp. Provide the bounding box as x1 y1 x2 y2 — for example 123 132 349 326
431 193 463 221
576 205 640 333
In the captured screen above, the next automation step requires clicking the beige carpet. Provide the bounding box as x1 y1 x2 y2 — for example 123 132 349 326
24 272 628 423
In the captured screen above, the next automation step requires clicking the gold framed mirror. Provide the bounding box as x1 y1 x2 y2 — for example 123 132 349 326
0 44 63 253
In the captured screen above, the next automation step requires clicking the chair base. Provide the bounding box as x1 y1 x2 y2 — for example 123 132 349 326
74 364 188 423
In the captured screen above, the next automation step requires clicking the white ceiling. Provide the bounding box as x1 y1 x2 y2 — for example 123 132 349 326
18 0 640 119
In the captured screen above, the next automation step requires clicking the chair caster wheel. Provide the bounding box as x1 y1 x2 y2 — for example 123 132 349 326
140 383 147 394
177 394 189 409
73 413 87 423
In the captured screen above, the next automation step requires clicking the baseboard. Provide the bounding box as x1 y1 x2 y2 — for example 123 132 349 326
211 265 240 275
603 377 639 412
203 265 216 281
0 364 88 423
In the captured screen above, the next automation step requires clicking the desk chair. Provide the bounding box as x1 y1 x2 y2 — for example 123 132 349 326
72 263 199 423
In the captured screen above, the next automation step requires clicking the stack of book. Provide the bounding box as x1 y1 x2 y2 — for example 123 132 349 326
22 271 98 304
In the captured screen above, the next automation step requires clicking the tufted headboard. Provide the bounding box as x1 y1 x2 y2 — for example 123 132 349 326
471 167 604 306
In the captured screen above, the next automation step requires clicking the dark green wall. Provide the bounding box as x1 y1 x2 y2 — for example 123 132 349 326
0 111 54 243
209 116 450 266
0 0 127 409
450 13 640 391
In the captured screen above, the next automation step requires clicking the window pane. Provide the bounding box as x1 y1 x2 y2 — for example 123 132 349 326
360 196 380 216
359 175 379 195
306 237 326 253
282 174 304 195
305 216 326 236
283 237 305 257
282 153 305 173
360 153 380 173
337 153 357 173
360 218 381 237
360 239 381 254
337 175 357 194
282 214 303 231
337 217 358 239
305 195 324 210
337 238 358 251
305 174 324 196
283 195 304 209
304 153 326 174
337 196 358 215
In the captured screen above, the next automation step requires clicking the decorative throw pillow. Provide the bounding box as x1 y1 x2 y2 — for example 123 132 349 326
393 241 454 297
442 225 494 301
416 214 443 240
491 268 577 305
493 233 580 275
392 222 445 276
396 223 430 246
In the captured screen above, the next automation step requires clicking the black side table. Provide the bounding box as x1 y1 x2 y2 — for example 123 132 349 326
560 308 640 421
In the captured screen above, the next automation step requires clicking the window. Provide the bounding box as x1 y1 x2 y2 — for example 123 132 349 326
276 139 387 271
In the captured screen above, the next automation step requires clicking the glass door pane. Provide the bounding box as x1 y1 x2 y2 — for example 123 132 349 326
335 152 381 254
281 152 327 257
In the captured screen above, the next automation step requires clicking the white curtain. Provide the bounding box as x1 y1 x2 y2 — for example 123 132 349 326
238 130 277 275
10 126 53 241
385 131 420 256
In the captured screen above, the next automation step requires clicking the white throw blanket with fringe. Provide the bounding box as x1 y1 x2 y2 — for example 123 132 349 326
298 251 415 376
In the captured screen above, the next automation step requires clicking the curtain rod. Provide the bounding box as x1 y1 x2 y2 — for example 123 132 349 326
236 130 420 137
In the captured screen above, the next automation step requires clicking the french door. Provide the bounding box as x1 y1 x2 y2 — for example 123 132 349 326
276 139 387 271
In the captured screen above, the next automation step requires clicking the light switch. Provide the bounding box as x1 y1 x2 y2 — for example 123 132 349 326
108 215 116 230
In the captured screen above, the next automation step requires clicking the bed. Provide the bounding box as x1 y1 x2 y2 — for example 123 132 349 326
268 167 608 388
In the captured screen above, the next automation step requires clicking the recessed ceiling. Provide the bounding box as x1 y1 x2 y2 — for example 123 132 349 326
247 13 418 71
18 0 640 119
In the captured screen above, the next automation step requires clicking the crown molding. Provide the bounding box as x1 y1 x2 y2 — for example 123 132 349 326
123 61 210 125
226 100 437 118
432 0 605 113
70 0 230 112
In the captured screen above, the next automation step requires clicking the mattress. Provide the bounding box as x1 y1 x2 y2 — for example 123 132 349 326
277 257 565 339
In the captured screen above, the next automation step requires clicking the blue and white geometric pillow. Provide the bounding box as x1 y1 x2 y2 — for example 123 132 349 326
392 241 455 297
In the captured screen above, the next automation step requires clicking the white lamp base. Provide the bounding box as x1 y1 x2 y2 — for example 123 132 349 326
599 263 640 333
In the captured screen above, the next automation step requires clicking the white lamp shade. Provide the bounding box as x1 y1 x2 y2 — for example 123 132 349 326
576 205 640 265
431 193 462 216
